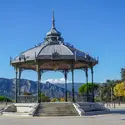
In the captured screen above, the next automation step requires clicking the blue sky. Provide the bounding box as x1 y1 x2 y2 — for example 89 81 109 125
0 0 125 83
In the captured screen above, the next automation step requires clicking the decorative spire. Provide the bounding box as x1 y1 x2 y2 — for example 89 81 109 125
52 10 55 29
45 10 64 44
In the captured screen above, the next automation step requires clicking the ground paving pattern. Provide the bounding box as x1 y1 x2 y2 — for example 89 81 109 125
0 103 12 110
0 104 6 110
0 114 125 125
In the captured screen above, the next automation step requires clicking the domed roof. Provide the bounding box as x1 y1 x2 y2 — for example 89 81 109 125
38 44 73 56
11 11 98 70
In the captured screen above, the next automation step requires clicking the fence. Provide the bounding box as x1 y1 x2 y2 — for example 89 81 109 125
17 95 37 103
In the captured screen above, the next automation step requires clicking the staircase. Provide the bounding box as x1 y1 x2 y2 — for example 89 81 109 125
35 102 79 116
77 102 110 115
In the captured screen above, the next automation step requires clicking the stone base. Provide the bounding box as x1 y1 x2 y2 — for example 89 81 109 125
1 102 110 117
73 102 110 116
1 103 39 117
34 102 79 116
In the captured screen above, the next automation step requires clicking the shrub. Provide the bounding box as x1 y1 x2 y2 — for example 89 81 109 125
40 93 50 102
0 96 12 102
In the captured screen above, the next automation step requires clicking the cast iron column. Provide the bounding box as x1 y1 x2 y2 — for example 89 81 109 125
15 67 18 103
71 64 75 102
18 68 22 96
39 71 42 102
64 70 68 102
84 68 88 102
91 66 94 102
36 62 40 103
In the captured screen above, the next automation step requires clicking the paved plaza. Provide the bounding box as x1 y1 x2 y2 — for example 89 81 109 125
0 104 6 110
1 103 125 125
0 113 125 125
0 102 12 110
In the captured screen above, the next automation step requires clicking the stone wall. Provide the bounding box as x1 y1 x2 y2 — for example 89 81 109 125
4 105 16 112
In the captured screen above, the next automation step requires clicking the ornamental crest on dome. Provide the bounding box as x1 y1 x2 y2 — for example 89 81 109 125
51 52 60 60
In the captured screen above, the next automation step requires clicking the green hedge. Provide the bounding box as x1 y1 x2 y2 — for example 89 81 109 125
0 96 12 102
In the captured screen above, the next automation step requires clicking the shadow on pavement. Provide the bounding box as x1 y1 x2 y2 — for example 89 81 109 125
110 109 125 114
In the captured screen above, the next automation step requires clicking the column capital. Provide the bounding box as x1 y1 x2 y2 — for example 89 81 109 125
19 67 24 72
83 67 88 70
69 60 75 70
36 61 40 72
41 70 46 74
83 67 88 77
14 66 19 74
60 70 69 76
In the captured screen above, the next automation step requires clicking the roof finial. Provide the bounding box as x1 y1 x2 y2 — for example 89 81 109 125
52 9 55 29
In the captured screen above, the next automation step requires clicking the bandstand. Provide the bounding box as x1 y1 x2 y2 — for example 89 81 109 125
10 11 98 103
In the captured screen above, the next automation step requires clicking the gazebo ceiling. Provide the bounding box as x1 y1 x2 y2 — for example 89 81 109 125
11 11 98 70
13 60 93 71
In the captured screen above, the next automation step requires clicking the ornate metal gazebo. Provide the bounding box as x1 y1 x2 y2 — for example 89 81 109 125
10 11 98 103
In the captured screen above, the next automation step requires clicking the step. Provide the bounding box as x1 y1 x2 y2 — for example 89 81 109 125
35 102 79 116
2 112 31 117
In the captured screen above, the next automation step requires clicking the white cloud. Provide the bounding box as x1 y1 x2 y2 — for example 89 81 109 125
42 78 71 84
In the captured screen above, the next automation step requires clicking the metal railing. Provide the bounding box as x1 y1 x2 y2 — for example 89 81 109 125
17 95 37 103
75 95 93 102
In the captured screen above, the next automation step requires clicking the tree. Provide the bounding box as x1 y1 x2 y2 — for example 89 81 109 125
0 96 12 102
79 83 99 95
40 93 50 102
114 82 125 97
98 80 117 102
113 81 125 104
121 68 125 81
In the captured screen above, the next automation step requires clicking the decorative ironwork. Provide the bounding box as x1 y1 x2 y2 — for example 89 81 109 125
85 53 87 59
51 52 60 60
19 55 26 61
52 10 55 29
65 42 74 48
52 62 59 71
17 95 37 103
